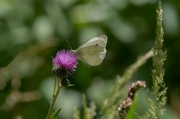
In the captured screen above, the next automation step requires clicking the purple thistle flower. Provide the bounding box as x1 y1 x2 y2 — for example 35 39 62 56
52 50 78 78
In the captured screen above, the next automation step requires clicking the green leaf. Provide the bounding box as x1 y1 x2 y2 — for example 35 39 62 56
50 108 61 119
126 96 137 119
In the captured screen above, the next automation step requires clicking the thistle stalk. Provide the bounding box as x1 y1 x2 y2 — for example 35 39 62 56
46 49 78 119
46 78 62 119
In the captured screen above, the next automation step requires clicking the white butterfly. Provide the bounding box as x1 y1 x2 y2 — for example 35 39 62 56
71 35 107 66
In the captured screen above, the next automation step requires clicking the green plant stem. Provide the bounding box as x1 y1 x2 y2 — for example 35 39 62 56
46 79 62 119
100 50 153 115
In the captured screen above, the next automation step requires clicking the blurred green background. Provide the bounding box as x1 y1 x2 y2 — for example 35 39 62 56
0 0 180 119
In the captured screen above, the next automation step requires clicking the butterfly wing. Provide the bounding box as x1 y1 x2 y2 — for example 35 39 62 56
77 35 107 48
75 35 107 66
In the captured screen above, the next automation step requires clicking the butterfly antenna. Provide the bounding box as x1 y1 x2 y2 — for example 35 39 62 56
65 38 72 50
64 45 71 50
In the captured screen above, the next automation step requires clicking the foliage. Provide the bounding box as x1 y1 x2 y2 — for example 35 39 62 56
0 0 179 119
73 50 153 119
99 50 152 119
73 2 169 119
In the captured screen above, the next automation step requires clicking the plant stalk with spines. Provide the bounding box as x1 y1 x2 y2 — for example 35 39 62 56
146 1 167 119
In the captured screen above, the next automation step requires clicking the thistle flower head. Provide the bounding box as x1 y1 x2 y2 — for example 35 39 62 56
52 50 78 78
